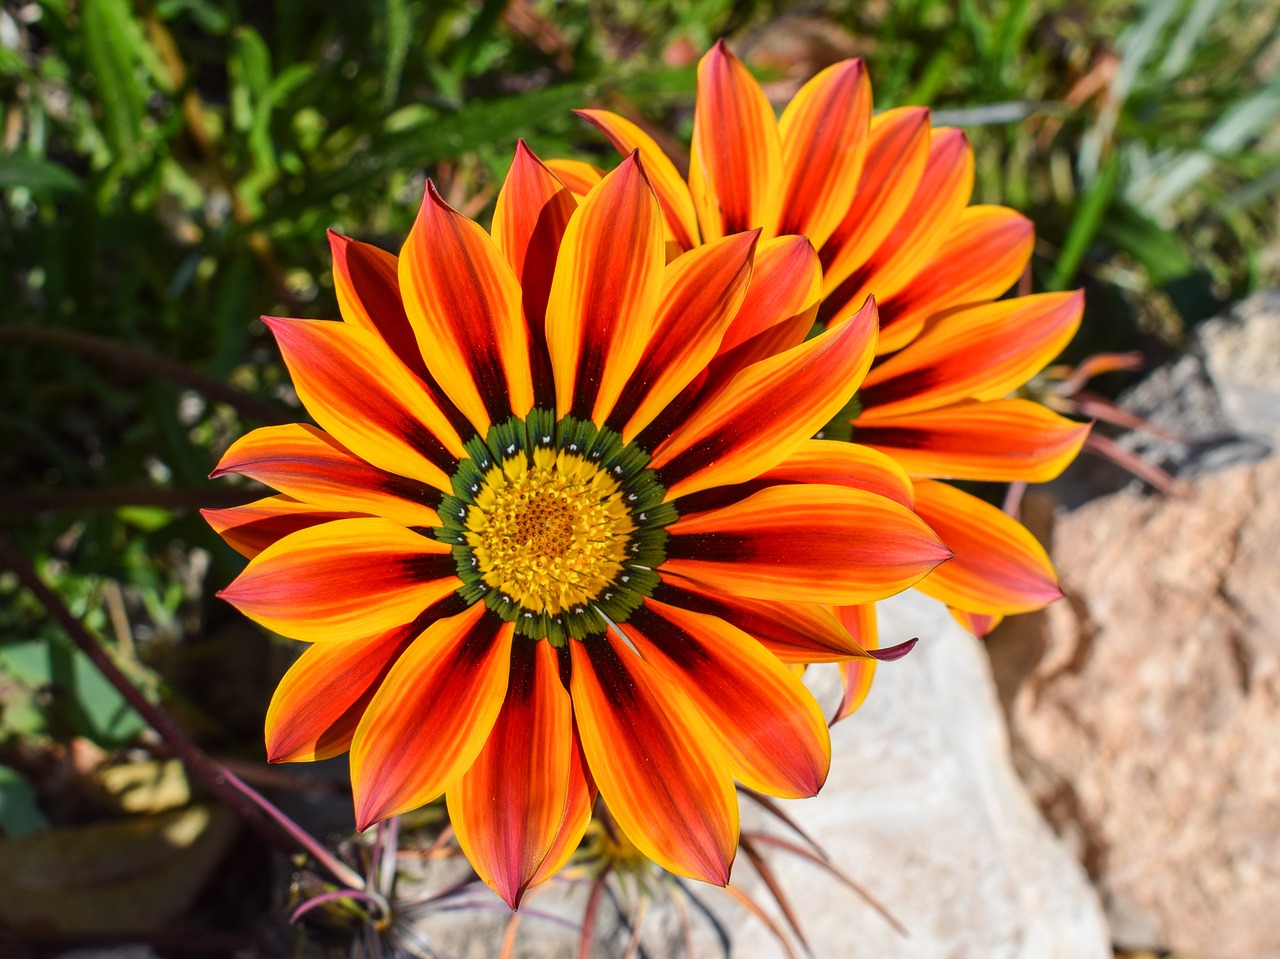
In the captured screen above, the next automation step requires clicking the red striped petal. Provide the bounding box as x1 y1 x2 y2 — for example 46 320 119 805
202 495 359 559
758 440 915 510
624 599 830 799
824 126 975 346
712 235 824 380
612 231 759 440
264 317 464 491
873 205 1034 348
651 296 877 499
820 107 931 297
211 423 440 528
492 141 577 365
854 398 1091 482
399 183 534 432
689 41 782 241
530 724 594 886
912 479 1063 615
328 230 427 378
350 604 513 828
833 605 878 723
859 291 1084 420
663 483 952 605
576 109 700 253
570 634 737 884
665 438 914 522
217 517 460 644
265 622 423 763
654 574 874 664
545 153 665 422
447 639 574 908
776 59 872 249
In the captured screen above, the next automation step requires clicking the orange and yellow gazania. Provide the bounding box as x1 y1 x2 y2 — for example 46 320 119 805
204 145 952 907
565 41 1091 716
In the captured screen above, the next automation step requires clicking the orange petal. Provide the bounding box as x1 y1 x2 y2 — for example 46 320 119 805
544 153 665 422
757 440 915 510
824 126 974 346
530 723 595 886
859 291 1085 420
833 605 878 723
328 230 429 379
689 41 782 240
399 183 534 432
544 158 604 197
202 495 359 559
492 141 577 372
265 622 425 763
950 607 1004 638
569 634 737 884
776 59 872 249
874 205 1034 348
576 109 700 252
651 296 877 499
350 604 513 828
666 438 913 522
663 483 952 605
654 574 878 664
217 517 460 644
211 423 440 527
854 398 1091 482
264 317 464 490
911 479 1062 615
820 107 931 297
448 639 573 909
612 231 759 440
624 599 830 799
712 235 824 379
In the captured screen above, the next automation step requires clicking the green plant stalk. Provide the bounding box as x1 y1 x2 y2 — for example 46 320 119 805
0 532 365 892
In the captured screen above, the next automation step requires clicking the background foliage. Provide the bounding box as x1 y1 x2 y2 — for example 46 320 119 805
1 0 1277 943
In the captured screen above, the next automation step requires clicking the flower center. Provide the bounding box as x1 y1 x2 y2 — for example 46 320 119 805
466 450 634 617
434 410 676 645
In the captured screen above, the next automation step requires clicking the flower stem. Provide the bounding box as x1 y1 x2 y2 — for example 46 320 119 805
0 532 364 891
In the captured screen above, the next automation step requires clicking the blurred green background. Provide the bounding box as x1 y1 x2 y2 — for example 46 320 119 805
1 0 1277 947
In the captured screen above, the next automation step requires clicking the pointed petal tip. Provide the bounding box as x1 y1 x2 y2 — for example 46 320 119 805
869 637 918 662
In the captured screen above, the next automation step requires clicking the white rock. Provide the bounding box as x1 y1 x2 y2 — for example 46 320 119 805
684 591 1111 959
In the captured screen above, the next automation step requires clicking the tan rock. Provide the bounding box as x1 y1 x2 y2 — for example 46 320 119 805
1007 458 1280 957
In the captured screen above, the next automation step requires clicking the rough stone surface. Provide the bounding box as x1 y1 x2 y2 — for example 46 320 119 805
412 593 1110 958
1009 459 1280 958
1050 291 1280 508
995 294 1280 956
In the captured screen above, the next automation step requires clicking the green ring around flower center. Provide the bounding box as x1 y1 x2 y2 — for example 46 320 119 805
433 409 676 646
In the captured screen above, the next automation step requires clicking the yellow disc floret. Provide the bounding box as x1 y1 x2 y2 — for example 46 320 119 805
464 448 635 616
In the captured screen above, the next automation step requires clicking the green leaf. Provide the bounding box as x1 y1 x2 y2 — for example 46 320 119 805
1050 153 1121 290
0 640 146 748
0 766 48 838
117 506 174 532
0 155 83 194
81 0 150 153
1098 202 1194 286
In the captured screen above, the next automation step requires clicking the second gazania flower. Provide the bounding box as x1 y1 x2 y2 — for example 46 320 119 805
205 145 951 908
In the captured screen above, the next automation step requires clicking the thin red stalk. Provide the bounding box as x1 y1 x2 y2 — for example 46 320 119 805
0 326 293 425
0 533 363 891
0 485 256 516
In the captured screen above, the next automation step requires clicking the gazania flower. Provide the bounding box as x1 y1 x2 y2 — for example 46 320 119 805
204 146 951 907
568 41 1091 711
